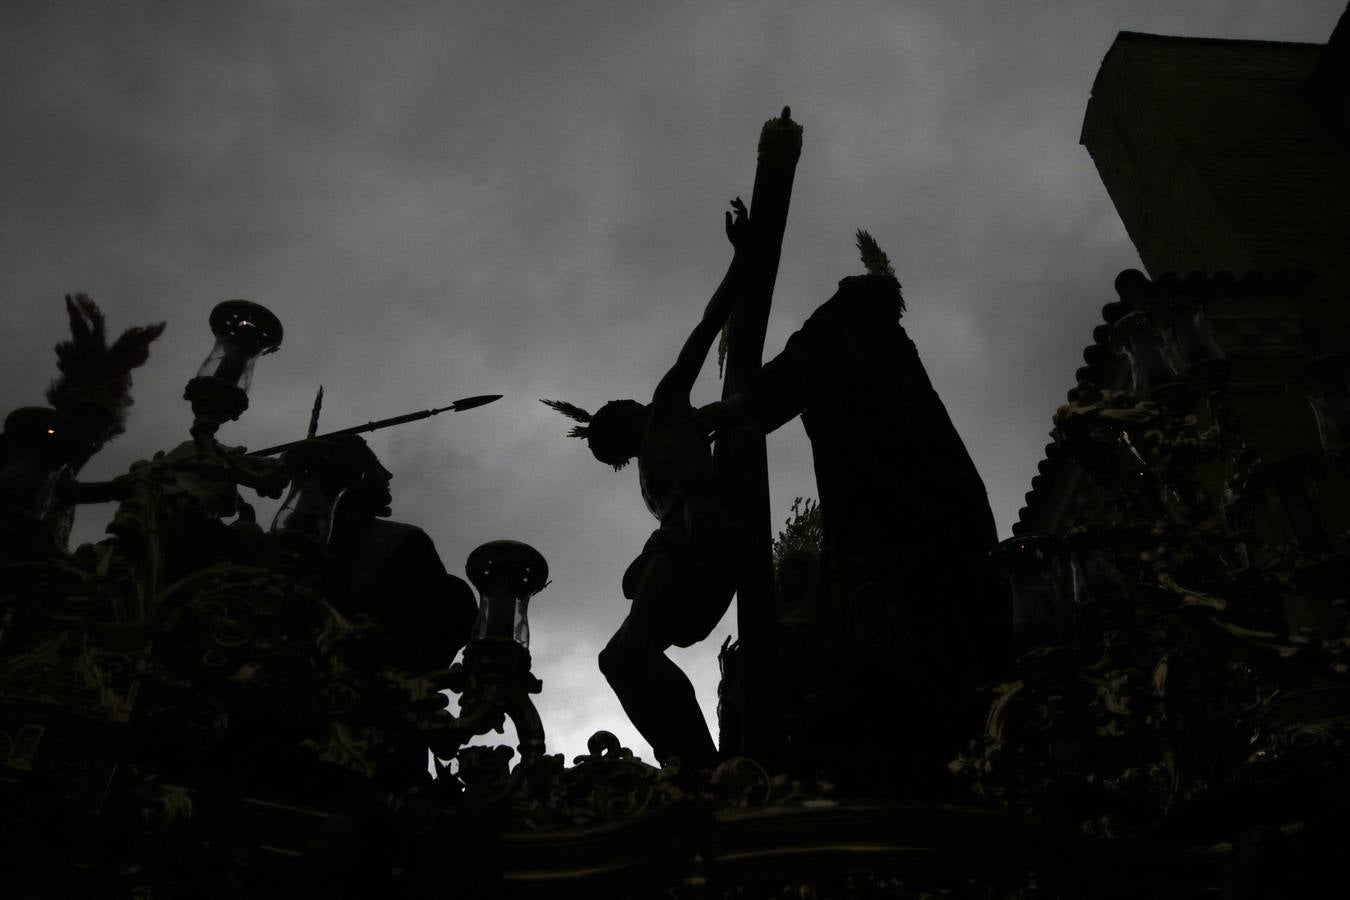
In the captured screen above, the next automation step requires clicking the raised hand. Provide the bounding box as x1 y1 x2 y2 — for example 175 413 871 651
724 197 750 250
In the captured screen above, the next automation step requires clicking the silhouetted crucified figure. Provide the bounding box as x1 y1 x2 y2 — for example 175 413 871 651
542 199 751 771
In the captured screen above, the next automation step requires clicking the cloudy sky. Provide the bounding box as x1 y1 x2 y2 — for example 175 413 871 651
3 1 1344 764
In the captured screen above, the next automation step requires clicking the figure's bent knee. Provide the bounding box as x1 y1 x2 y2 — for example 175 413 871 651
598 631 654 685
598 639 630 684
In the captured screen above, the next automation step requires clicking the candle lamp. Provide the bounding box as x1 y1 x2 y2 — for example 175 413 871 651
466 540 549 647
198 300 283 392
1110 310 1175 395
184 300 283 431
422 541 551 763
1151 286 1228 386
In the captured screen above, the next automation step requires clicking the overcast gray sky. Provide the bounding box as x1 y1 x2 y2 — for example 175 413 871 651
3 1 1345 764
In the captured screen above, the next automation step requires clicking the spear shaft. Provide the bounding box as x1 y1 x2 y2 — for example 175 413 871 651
248 394 501 456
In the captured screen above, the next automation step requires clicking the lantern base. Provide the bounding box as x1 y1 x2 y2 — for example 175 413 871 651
435 638 546 762
184 376 249 433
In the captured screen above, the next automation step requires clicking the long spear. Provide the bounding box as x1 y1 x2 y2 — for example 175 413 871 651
248 394 502 456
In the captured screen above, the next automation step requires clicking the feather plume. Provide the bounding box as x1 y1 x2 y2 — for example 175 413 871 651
856 229 894 280
855 229 905 312
539 398 593 439
46 293 166 451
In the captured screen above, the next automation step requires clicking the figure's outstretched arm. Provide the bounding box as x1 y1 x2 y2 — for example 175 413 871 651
690 322 820 438
653 199 751 408
690 393 750 435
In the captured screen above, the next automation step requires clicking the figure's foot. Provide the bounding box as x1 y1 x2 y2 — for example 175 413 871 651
659 752 718 794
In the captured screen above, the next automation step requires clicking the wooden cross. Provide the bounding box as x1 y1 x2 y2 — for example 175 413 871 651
716 108 802 761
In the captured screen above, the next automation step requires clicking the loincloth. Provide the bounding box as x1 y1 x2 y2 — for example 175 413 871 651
621 496 746 647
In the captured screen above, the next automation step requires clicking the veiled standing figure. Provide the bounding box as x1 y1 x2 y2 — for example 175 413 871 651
542 200 752 772
695 232 1008 791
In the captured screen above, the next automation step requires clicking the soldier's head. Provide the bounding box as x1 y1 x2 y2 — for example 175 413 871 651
329 434 393 518
585 399 648 470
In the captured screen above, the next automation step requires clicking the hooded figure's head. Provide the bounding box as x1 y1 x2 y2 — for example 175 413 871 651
840 229 905 320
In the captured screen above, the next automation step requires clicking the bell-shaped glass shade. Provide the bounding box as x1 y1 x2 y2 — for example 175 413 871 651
1110 311 1175 393
0 408 88 518
466 540 549 647
195 300 283 393
272 478 348 545
1155 295 1228 384
1290 354 1350 475
270 440 364 543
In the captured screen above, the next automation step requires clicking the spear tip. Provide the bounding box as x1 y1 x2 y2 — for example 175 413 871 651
306 384 325 438
450 394 503 412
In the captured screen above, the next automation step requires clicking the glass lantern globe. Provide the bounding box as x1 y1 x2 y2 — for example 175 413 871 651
196 300 284 394
1109 310 1175 394
1152 291 1228 385
465 540 549 647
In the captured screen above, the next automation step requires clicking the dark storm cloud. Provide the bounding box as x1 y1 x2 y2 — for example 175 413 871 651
3 0 1345 762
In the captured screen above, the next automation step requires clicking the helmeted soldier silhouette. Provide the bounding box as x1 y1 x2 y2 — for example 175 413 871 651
542 200 752 771
324 434 477 674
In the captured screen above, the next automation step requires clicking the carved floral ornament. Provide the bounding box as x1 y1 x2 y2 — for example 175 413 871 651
4 230 1348 897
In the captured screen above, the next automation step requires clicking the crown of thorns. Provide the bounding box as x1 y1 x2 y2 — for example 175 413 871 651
540 398 638 471
539 398 593 439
